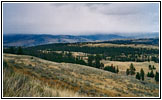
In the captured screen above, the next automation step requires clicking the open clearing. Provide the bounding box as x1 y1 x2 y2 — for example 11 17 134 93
102 60 159 74
80 43 159 49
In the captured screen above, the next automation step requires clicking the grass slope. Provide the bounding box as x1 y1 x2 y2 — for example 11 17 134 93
3 54 159 97
3 59 84 97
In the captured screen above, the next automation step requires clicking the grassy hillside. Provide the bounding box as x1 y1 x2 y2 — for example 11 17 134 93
3 57 84 97
3 54 159 97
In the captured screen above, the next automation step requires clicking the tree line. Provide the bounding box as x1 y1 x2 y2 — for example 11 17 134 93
104 64 119 73
4 47 120 74
25 43 159 63
4 46 159 82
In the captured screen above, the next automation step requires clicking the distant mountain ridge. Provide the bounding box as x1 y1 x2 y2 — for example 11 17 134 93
3 34 91 47
3 33 159 47
80 34 125 41
3 34 126 47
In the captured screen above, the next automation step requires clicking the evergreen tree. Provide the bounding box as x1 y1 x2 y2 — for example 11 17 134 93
126 69 129 75
136 72 141 80
155 71 159 82
148 65 156 70
129 63 136 75
94 55 101 68
148 65 152 70
147 70 154 78
140 68 145 81
116 66 119 73
147 58 150 62
150 70 154 77
147 72 150 77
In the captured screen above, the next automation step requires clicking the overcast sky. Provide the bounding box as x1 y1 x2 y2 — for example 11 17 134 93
3 3 159 35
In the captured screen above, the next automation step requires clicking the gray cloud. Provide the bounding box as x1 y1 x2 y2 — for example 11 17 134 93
3 3 159 35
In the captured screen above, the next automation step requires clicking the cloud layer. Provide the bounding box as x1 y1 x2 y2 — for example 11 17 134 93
3 3 159 35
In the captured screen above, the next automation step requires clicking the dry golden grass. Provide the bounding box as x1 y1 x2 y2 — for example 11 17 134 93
3 60 85 97
81 43 159 49
102 60 159 74
3 53 159 97
102 60 159 84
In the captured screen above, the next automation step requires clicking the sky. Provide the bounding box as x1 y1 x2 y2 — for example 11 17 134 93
3 3 159 35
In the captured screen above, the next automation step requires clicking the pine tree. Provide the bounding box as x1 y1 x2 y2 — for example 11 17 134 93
94 55 101 68
116 66 119 73
147 70 154 78
155 71 159 82
147 58 150 62
150 70 154 78
147 72 150 77
140 68 145 81
129 63 136 75
148 65 152 70
126 69 129 75
136 72 141 80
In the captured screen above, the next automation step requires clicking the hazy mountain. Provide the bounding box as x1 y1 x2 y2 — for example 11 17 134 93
3 34 126 47
3 34 91 47
80 34 126 41
127 32 159 39
3 32 159 47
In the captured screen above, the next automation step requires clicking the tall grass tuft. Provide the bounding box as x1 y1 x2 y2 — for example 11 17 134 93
3 61 84 97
